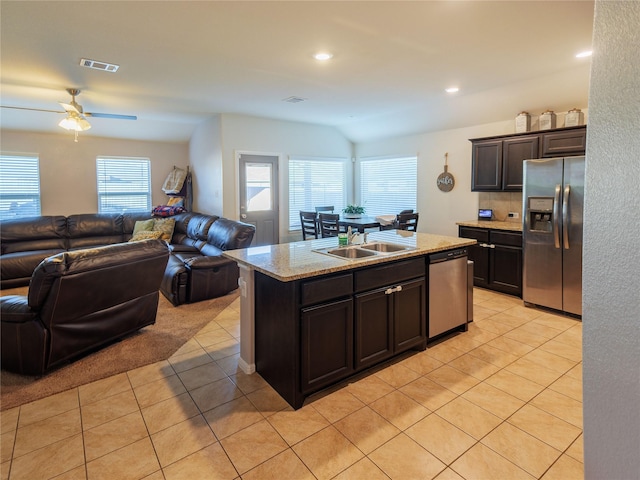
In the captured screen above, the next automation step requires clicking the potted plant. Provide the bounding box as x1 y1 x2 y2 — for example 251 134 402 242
343 204 365 219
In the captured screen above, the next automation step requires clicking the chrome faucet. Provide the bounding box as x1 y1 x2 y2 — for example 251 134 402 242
347 226 359 245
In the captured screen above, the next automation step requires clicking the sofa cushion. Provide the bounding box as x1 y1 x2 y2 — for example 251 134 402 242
67 214 124 249
205 217 255 251
186 214 217 241
0 215 67 254
1 249 65 287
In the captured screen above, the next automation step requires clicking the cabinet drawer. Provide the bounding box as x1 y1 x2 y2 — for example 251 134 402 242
490 230 522 247
354 258 425 293
459 227 489 243
301 273 353 306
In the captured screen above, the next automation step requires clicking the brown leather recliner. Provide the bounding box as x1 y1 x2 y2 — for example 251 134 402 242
1 239 169 375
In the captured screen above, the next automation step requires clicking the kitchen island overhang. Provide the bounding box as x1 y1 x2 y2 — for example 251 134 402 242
223 229 476 408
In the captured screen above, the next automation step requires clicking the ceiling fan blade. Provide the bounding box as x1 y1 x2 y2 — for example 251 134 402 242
85 112 137 120
60 102 81 114
1 105 65 114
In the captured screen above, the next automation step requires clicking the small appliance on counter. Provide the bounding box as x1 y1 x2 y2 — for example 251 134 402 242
478 209 493 220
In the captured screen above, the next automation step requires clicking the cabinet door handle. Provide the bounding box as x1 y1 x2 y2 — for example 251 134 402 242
488 244 495 249
385 285 403 295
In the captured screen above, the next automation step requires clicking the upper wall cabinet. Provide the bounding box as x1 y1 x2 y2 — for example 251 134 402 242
470 125 586 192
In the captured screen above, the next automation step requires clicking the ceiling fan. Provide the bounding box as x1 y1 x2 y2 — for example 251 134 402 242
1 88 137 141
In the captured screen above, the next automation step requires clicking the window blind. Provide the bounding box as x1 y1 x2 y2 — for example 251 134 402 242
0 154 41 220
360 156 417 217
96 157 151 214
288 157 347 230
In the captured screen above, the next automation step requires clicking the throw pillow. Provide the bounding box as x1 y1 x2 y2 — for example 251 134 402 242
153 217 176 242
129 230 163 242
167 197 184 207
133 219 155 235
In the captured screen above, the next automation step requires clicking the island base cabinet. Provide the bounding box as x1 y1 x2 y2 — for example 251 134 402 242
355 278 426 370
394 278 427 351
254 258 427 410
301 299 354 394
355 289 393 370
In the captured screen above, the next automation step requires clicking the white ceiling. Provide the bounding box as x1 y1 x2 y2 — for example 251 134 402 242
0 1 595 144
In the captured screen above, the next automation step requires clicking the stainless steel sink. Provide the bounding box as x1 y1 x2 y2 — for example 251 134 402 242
314 242 414 260
315 246 378 259
360 242 413 253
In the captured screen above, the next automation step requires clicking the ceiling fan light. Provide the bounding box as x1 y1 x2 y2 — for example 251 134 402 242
59 114 91 131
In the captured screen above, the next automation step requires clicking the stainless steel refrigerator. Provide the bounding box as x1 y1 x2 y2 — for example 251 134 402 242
523 156 584 316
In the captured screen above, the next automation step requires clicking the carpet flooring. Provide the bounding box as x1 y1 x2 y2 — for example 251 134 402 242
0 286 240 410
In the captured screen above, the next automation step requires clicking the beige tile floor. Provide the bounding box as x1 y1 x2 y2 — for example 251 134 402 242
1 288 583 480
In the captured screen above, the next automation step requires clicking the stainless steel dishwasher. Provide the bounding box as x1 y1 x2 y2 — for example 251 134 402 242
428 248 469 339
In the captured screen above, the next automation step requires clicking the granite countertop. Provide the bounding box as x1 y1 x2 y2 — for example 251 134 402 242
223 230 476 282
456 220 523 232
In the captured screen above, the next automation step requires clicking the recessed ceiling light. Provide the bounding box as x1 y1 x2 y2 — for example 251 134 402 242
576 50 592 58
313 52 333 61
445 87 459 94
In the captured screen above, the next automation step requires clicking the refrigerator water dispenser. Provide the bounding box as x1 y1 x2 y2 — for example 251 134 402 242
527 197 554 232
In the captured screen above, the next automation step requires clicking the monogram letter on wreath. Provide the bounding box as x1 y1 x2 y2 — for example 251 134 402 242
437 152 455 192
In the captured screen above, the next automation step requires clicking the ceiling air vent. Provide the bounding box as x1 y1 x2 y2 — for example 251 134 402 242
283 96 306 103
80 58 119 73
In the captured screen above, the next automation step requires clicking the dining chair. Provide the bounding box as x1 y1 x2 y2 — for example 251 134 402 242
299 211 319 240
379 209 414 230
396 212 419 231
318 213 341 238
315 206 334 214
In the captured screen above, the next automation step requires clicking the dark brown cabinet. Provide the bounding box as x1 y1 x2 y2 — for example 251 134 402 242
540 128 587 157
471 139 503 191
459 226 522 297
301 298 354 393
355 277 426 370
470 126 585 192
254 256 426 409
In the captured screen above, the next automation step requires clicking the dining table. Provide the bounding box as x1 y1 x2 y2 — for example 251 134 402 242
338 215 381 233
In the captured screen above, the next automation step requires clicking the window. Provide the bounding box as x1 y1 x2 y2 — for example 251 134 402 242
96 157 151 214
0 154 41 220
359 156 417 216
288 157 347 230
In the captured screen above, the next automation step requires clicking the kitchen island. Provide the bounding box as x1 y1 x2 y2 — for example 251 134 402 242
224 229 475 408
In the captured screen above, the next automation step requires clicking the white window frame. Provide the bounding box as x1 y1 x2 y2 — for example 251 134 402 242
0 153 41 220
358 155 417 217
96 156 152 214
288 156 348 230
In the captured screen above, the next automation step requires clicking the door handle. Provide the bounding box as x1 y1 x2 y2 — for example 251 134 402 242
241 214 247 219
553 184 561 249
563 184 570 249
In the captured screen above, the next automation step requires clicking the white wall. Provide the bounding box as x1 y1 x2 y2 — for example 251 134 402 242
0 130 189 216
356 120 514 236
189 115 223 215
583 1 640 478
217 113 353 242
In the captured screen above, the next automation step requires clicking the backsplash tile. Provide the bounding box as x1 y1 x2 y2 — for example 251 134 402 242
478 192 523 223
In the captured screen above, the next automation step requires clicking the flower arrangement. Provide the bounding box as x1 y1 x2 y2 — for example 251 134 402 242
343 204 365 217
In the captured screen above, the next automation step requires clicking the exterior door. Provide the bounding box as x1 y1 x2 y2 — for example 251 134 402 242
239 154 279 246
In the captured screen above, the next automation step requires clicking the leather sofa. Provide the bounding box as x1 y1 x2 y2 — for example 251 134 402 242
0 212 256 305
161 212 256 305
0 240 170 375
